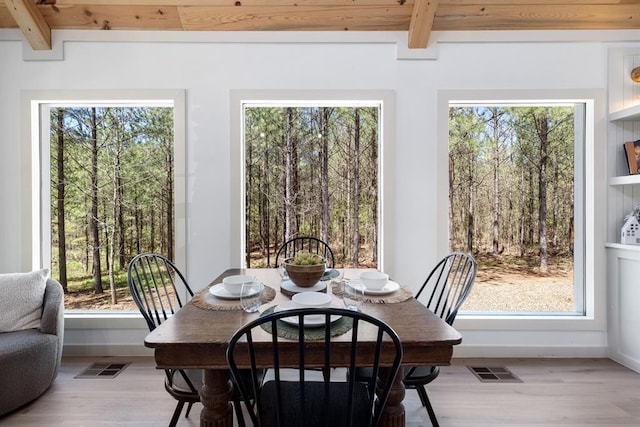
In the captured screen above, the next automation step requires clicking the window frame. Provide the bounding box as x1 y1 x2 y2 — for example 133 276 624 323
230 90 396 271
21 89 187 314
438 89 606 331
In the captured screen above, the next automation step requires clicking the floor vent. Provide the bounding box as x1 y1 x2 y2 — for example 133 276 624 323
467 365 522 383
74 362 130 379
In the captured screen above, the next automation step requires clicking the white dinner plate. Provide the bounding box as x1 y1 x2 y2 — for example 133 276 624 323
280 279 327 294
348 279 400 296
273 301 341 327
208 283 261 300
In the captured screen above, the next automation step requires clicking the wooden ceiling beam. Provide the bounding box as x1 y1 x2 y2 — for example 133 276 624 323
3 0 51 50
408 0 437 49
433 4 640 31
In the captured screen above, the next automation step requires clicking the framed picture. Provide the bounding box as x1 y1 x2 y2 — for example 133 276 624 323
623 140 640 175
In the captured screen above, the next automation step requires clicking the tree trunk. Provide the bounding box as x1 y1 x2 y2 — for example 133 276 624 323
150 208 156 254
84 203 90 273
321 109 330 243
115 138 125 271
246 133 253 267
160 203 165 255
291 110 300 237
90 108 103 294
491 108 500 256
109 122 124 304
352 109 361 267
103 202 110 273
284 107 294 241
134 190 141 254
165 150 174 261
109 183 118 305
257 133 269 266
535 112 549 272
528 168 535 246
370 112 378 264
467 153 474 253
55 108 68 292
552 154 559 248
519 167 526 256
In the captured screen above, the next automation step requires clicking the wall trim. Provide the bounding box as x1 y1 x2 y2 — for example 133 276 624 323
4 28 640 62
453 344 610 359
63 344 153 357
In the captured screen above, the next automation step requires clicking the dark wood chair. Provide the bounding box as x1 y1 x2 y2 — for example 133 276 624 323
354 252 477 427
226 307 403 427
128 253 257 427
274 236 336 268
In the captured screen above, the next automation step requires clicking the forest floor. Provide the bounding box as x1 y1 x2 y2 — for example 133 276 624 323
64 286 137 310
63 253 575 312
462 254 574 312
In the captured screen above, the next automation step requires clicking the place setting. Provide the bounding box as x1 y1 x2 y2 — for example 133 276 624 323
331 270 413 304
260 291 353 340
191 274 276 311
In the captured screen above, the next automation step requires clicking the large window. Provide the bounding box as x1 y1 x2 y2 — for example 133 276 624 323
25 90 186 312
242 104 381 268
448 99 588 316
230 91 396 272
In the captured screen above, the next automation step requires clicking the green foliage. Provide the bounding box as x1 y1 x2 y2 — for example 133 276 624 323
67 271 129 293
289 252 324 266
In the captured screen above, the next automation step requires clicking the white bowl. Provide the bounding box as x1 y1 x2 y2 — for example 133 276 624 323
359 271 389 290
221 275 255 295
292 292 332 308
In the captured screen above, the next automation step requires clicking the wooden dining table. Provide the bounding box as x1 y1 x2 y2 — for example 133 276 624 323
144 268 462 427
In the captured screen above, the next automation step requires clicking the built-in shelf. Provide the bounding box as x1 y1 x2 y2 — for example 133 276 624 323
606 49 640 375
609 175 640 186
609 104 640 122
606 242 640 251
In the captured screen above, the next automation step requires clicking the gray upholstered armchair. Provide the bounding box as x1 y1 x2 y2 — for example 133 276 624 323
0 278 64 416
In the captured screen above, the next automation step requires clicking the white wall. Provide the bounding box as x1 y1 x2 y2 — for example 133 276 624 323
1 29 636 357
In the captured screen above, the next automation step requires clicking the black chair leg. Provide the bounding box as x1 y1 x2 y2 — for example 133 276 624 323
415 385 439 427
233 398 246 427
169 401 185 427
185 402 194 418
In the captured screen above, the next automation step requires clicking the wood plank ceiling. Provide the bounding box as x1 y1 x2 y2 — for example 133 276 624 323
2 1 640 51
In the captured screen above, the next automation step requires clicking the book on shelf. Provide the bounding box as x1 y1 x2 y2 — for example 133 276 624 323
623 139 640 175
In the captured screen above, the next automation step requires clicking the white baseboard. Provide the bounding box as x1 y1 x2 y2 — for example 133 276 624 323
63 344 153 357
609 353 640 373
453 344 609 358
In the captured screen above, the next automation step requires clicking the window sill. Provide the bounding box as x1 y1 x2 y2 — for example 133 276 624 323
64 311 146 329
456 312 600 331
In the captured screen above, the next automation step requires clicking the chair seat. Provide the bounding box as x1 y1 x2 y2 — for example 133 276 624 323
353 365 439 386
168 369 202 394
259 381 371 427
167 368 264 397
403 366 440 385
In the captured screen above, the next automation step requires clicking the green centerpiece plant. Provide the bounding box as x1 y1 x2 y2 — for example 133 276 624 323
284 252 326 288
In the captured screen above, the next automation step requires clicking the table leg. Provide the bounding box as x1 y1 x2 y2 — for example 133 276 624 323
378 367 405 427
200 369 234 427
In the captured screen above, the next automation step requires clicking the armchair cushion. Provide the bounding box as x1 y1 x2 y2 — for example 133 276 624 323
0 269 49 332
0 278 64 416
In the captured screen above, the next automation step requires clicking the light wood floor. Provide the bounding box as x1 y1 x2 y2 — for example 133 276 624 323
2 356 640 426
